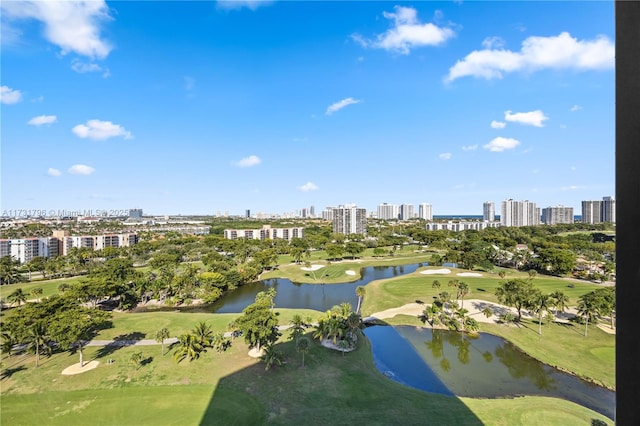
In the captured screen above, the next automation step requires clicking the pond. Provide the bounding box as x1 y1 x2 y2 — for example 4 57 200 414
190 262 427 313
363 325 615 421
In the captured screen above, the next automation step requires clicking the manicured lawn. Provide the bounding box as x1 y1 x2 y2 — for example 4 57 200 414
361 267 603 315
0 329 612 425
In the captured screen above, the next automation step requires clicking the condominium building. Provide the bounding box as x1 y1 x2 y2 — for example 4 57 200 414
418 203 433 220
483 202 495 222
223 224 304 241
399 203 415 220
332 205 367 235
425 221 501 232
322 206 336 221
541 206 574 225
0 237 60 263
377 203 399 220
582 196 616 224
500 199 540 227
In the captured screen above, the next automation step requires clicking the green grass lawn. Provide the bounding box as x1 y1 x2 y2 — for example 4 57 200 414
361 266 603 315
1 328 612 425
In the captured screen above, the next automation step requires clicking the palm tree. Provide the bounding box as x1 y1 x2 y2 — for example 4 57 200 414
156 327 170 356
31 287 43 303
260 344 284 371
481 306 493 319
130 350 144 370
1 330 17 358
533 293 550 335
289 314 307 342
457 282 470 308
8 288 27 307
192 321 214 348
577 293 601 337
296 336 311 367
355 286 366 314
432 280 441 290
550 291 570 320
28 322 50 368
174 333 203 363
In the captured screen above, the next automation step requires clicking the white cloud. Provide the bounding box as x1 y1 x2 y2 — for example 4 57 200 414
504 110 548 127
47 168 61 177
216 1 273 11
1 1 113 59
72 119 132 140
298 182 319 192
462 145 478 151
68 164 95 175
446 32 614 82
439 152 452 160
234 155 261 167
326 97 361 115
570 104 582 112
71 59 108 76
491 120 506 129
482 36 505 49
352 6 455 55
28 115 57 126
0 85 22 104
483 137 520 152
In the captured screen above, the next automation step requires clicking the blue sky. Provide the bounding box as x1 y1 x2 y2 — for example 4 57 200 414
1 1 615 216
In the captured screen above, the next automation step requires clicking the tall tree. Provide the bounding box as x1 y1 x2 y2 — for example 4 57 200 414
457 282 470 309
48 306 112 367
355 286 366 314
230 290 280 354
156 327 170 356
577 292 602 337
8 288 27 307
0 256 22 285
494 279 537 322
174 333 203 363
532 292 550 335
296 336 311 367
549 291 570 320
30 287 43 303
27 321 50 367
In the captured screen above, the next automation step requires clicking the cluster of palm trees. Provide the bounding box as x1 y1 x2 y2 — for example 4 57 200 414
576 287 615 336
425 279 478 333
313 303 363 352
173 322 230 363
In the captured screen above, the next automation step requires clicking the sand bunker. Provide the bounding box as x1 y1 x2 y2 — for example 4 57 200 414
61 361 99 375
457 272 483 277
345 270 356 276
420 269 452 275
301 264 325 271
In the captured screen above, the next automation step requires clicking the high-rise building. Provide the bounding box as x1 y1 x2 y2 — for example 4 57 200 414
377 203 399 220
309 205 315 217
483 202 495 222
582 196 616 224
245 209 251 218
541 206 574 225
322 206 336 221
601 196 616 223
399 203 415 220
501 199 539 227
332 205 367 235
301 208 307 218
418 203 433 220
129 208 143 219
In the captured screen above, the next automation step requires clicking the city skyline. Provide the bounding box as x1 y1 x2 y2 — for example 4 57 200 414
1 1 615 215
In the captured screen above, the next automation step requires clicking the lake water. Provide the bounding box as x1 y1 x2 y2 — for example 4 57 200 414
364 325 615 421
204 262 427 313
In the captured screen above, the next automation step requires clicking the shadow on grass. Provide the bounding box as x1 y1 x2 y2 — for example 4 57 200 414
199 326 484 425
1 365 26 380
94 332 147 359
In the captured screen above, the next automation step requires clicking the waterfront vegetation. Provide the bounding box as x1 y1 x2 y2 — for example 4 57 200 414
0 221 615 424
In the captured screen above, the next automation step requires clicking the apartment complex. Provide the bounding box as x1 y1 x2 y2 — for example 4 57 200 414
418 203 433 221
0 237 60 264
399 204 414 220
541 206 574 225
425 221 501 232
483 202 495 222
500 199 540 227
377 203 399 220
223 224 304 241
332 205 367 235
582 196 616 224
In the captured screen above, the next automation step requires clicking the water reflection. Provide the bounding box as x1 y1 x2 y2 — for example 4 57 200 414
364 326 614 421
